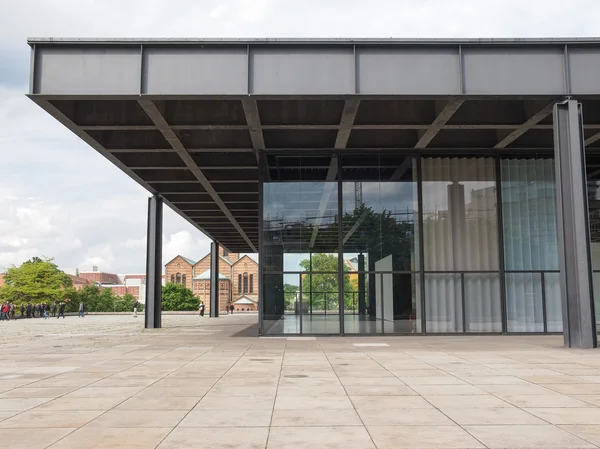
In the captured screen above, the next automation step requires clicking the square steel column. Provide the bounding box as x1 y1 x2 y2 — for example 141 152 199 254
210 242 219 318
553 99 597 349
144 195 163 329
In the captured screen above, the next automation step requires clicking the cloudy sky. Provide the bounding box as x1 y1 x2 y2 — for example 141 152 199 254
1 0 599 274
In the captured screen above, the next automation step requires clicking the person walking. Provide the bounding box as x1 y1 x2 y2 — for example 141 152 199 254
9 302 15 320
132 300 139 318
57 302 65 319
51 301 56 318
199 301 205 317
78 302 85 318
230 304 234 315
19 304 24 319
2 303 9 321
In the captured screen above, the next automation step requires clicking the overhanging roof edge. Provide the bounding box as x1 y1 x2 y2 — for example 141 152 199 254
26 37 600 47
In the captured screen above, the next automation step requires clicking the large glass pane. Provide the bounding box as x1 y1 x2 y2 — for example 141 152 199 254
464 273 502 332
505 273 544 332
302 271 340 334
341 154 419 334
422 157 499 271
544 272 563 332
501 158 559 270
425 273 462 333
587 157 600 329
422 157 498 334
263 154 340 334
501 157 560 332
262 273 297 334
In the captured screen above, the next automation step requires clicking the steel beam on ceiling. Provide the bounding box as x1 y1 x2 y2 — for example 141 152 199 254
585 131 600 147
81 123 600 132
415 99 464 149
335 99 361 149
495 102 555 149
241 99 265 162
309 156 338 249
389 158 412 182
138 98 257 252
26 97 223 247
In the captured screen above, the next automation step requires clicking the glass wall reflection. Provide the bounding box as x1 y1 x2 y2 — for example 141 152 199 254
261 152 577 335
341 154 419 334
586 154 600 330
422 157 500 333
262 154 340 334
501 157 561 332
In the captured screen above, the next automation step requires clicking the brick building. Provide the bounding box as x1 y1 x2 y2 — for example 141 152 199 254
78 270 119 285
165 248 258 313
67 274 93 291
69 268 167 302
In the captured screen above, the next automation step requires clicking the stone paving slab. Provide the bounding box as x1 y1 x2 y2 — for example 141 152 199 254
0 314 599 448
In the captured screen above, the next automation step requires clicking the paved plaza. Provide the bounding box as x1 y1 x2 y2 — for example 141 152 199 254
1 315 600 448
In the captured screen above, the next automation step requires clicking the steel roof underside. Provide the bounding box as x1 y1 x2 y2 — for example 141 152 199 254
27 38 600 253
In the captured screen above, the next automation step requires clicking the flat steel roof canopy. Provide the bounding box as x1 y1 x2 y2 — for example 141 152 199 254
27 38 600 252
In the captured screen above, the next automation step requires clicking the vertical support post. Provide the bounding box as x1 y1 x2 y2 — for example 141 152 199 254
258 151 265 334
337 154 345 335
210 242 220 318
554 99 597 348
145 195 163 329
358 254 366 316
495 154 508 334
417 154 427 334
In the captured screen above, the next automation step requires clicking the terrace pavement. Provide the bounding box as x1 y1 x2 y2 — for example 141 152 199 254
0 314 599 448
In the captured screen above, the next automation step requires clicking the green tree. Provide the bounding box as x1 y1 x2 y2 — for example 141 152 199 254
0 257 73 305
283 283 298 310
298 253 354 311
162 283 198 311
114 293 142 312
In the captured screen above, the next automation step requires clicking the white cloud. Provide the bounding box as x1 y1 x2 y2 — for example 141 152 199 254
163 231 212 265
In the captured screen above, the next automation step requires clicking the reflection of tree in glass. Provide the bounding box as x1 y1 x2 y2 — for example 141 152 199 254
343 204 414 271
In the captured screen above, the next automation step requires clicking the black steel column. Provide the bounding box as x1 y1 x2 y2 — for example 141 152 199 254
258 151 265 334
358 254 366 316
145 195 163 329
554 99 597 348
337 154 344 334
210 242 220 318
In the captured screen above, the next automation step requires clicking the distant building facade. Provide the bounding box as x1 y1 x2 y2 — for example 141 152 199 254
68 267 166 302
165 248 259 313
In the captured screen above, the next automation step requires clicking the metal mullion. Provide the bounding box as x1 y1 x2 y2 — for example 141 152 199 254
541 271 548 333
299 273 303 335
461 272 466 334
417 154 427 334
380 273 385 334
496 154 508 334
338 152 344 335
258 150 264 335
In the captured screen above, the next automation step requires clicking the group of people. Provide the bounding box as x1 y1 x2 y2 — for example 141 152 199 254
197 302 236 316
0 301 68 320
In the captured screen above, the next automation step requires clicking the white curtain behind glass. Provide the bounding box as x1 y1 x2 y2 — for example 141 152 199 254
501 158 561 332
422 157 500 332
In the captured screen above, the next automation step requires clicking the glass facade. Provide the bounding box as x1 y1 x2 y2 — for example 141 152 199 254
260 151 590 335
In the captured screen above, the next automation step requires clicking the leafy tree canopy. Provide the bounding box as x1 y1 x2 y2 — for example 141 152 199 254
298 253 354 311
162 282 198 311
0 257 73 305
